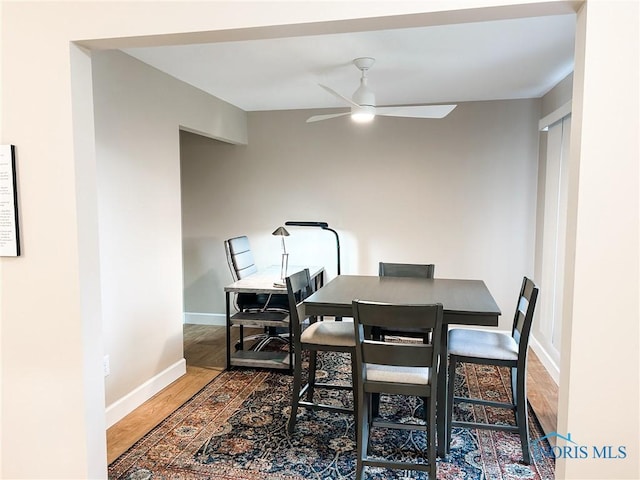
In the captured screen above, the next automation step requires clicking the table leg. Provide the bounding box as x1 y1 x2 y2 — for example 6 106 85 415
437 324 449 457
313 270 325 321
225 292 231 370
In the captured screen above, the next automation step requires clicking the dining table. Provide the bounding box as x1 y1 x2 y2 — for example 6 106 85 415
302 274 502 457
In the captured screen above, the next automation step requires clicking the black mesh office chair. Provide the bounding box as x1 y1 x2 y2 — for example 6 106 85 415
225 235 289 351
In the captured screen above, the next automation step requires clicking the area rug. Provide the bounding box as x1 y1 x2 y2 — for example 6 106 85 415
109 353 554 479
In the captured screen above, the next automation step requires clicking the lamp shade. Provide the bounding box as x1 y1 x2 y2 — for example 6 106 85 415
272 226 290 236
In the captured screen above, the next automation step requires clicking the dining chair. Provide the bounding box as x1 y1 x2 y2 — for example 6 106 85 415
351 300 443 480
378 262 435 339
372 262 438 417
447 276 539 464
224 235 289 351
378 261 435 278
286 268 357 434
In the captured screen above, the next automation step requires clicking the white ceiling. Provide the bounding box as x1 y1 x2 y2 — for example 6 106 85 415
123 14 576 113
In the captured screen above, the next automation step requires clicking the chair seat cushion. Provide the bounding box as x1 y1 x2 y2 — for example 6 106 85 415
301 321 355 347
448 328 518 361
365 364 431 385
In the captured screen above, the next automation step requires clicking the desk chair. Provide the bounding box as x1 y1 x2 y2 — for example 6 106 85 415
286 269 357 434
447 276 539 464
351 300 443 480
225 235 289 351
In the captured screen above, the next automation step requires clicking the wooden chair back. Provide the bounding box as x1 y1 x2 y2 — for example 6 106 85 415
378 262 435 279
351 301 443 373
512 276 539 362
285 268 313 343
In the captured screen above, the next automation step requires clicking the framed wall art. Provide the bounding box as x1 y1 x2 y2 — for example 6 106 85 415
0 145 20 256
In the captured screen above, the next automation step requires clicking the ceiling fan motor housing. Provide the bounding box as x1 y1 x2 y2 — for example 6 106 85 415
352 57 376 107
352 78 375 107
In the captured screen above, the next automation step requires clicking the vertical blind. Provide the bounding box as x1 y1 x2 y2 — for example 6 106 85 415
539 114 571 365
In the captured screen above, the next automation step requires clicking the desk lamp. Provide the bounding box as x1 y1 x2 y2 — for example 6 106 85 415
272 226 290 283
284 221 341 275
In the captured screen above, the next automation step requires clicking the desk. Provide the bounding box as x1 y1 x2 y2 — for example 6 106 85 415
225 265 324 371
303 275 501 456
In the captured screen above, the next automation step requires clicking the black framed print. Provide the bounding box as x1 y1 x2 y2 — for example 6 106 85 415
0 145 20 256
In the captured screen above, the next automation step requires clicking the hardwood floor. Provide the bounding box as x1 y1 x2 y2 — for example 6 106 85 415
107 324 558 463
527 350 559 443
106 324 227 463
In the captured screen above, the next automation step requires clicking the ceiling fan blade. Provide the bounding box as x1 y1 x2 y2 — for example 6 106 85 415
376 104 457 119
306 112 351 123
318 84 360 108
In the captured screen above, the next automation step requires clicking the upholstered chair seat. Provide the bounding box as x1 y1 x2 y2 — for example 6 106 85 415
448 328 518 361
300 321 355 347
364 364 431 385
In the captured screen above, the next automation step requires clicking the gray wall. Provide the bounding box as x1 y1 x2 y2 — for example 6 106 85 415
92 50 247 424
181 99 541 330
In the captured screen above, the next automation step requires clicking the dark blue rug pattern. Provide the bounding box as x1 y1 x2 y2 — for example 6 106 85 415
109 352 554 479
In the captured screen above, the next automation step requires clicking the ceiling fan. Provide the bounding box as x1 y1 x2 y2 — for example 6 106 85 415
307 57 456 124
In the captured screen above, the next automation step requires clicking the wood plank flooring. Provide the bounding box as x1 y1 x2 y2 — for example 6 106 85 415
527 350 559 444
107 324 558 463
107 325 226 463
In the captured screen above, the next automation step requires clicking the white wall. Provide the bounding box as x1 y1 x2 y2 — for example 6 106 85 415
181 100 540 329
92 50 247 421
532 72 573 381
1 1 638 479
541 72 573 118
556 2 639 478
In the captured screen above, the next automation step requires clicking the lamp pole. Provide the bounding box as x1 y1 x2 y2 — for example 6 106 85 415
271 226 290 281
320 226 340 275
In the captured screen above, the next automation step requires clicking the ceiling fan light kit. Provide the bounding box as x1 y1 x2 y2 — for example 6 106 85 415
351 105 375 123
307 57 456 124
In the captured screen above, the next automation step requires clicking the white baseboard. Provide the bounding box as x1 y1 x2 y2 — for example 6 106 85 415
529 335 560 385
105 358 186 428
183 312 226 326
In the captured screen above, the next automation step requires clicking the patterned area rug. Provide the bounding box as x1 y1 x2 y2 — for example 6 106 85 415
109 353 554 479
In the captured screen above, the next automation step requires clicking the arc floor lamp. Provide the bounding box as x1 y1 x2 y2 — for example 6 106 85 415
284 221 341 275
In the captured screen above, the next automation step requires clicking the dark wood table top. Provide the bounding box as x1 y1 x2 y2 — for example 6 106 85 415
303 275 501 326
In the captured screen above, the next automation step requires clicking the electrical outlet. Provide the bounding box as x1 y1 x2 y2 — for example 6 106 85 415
103 355 110 377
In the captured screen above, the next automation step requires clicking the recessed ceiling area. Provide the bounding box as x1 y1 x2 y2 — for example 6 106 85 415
123 14 576 112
